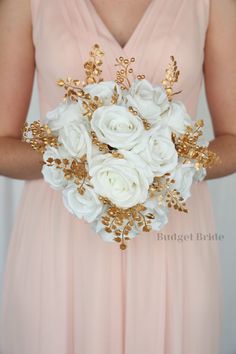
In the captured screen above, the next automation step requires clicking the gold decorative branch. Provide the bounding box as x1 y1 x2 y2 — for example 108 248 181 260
99 197 153 250
82 94 103 120
115 56 137 90
84 43 104 84
149 175 188 213
166 190 188 213
57 43 104 102
128 106 152 130
56 78 84 102
162 56 181 101
172 120 220 168
22 121 59 154
45 156 90 195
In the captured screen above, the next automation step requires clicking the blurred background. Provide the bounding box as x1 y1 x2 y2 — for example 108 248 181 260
0 75 235 354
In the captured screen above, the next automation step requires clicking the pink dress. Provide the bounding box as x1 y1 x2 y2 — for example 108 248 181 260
0 0 223 353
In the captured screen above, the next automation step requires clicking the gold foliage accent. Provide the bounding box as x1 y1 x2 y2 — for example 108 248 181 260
128 106 152 130
111 151 124 159
84 43 104 85
90 131 124 158
22 121 59 154
56 79 85 102
162 56 182 101
149 175 188 213
115 56 135 90
57 43 104 102
90 131 110 153
82 95 104 120
45 155 90 195
99 197 154 250
111 85 120 105
172 120 220 168
115 56 145 90
149 174 175 195
57 81 104 118
165 190 188 213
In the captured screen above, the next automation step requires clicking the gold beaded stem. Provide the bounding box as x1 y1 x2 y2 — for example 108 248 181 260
115 56 135 90
162 56 181 101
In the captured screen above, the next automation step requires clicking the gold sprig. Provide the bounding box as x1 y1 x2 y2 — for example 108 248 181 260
99 197 154 250
166 189 188 213
111 151 124 159
136 74 146 80
90 131 110 153
128 106 152 130
149 174 175 195
82 94 103 120
90 131 124 158
57 80 104 117
56 80 104 107
172 120 220 168
22 121 59 154
111 85 120 104
45 155 90 195
84 43 104 85
56 79 85 102
162 56 181 101
57 44 104 102
149 175 188 212
115 56 136 90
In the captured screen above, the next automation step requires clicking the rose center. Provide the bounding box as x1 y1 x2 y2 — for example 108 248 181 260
109 119 134 133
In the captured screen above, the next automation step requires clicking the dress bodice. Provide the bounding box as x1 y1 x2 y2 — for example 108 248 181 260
31 0 210 119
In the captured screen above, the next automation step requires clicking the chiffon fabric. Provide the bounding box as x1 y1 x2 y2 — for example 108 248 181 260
0 0 223 353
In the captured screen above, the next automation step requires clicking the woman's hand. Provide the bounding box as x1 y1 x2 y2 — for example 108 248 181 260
204 0 236 180
0 0 43 180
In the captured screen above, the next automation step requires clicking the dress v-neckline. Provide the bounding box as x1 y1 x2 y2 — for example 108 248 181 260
86 0 156 52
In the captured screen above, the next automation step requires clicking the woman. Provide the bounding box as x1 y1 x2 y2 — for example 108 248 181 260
0 0 235 353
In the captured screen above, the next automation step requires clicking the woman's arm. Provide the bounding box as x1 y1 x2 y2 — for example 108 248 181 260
204 0 236 180
0 0 43 180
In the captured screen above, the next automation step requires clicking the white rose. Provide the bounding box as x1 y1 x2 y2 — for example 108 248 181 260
125 79 169 123
63 184 103 223
45 101 85 133
84 81 123 105
91 105 144 149
42 146 69 190
162 101 192 135
169 163 195 201
59 121 92 158
89 151 153 209
133 127 178 176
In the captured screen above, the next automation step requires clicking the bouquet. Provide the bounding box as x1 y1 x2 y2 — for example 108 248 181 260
22 44 219 250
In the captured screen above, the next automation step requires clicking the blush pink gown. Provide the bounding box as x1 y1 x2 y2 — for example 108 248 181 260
0 0 223 353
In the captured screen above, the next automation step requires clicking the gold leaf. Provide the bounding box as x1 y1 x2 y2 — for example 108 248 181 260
22 121 59 154
162 56 181 101
120 243 127 250
56 79 65 86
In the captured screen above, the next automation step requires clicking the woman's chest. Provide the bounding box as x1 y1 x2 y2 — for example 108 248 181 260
33 0 209 114
88 0 153 49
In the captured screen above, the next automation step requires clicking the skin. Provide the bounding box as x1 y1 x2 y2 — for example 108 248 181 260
0 0 235 180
